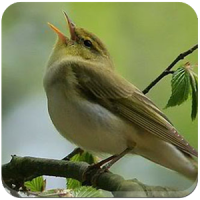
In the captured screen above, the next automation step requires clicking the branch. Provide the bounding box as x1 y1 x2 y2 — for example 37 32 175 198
2 156 188 197
142 44 198 94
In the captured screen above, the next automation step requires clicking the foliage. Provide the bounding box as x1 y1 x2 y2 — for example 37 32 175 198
29 186 104 197
69 151 97 164
24 176 46 192
67 151 98 189
72 186 104 197
23 151 104 197
166 62 198 120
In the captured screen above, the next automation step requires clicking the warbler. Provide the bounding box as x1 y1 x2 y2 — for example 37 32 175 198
44 12 198 181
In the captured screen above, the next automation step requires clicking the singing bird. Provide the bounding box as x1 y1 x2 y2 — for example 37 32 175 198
44 12 198 181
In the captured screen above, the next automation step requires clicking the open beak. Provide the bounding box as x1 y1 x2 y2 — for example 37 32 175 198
48 12 76 42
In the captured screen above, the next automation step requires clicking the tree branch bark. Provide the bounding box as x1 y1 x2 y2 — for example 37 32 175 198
142 44 198 94
2 156 188 197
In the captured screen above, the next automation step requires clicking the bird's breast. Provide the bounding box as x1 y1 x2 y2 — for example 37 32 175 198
45 83 134 154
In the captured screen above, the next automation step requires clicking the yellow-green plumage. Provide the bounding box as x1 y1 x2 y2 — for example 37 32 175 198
44 13 197 181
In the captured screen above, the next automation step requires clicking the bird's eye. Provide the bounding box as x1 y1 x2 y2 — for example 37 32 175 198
84 40 92 48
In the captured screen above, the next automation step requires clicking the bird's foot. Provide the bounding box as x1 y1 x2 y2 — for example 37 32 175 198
82 148 133 186
82 163 110 187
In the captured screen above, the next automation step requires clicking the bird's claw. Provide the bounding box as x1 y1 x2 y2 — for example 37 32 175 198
82 164 109 186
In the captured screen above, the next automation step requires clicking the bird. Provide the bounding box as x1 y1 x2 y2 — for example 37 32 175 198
44 12 198 181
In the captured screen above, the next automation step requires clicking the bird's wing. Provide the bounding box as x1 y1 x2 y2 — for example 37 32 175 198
71 62 197 157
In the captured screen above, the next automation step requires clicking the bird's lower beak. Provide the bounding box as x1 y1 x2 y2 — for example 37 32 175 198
48 22 68 42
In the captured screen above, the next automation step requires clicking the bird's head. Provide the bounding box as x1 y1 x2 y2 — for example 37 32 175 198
47 12 113 68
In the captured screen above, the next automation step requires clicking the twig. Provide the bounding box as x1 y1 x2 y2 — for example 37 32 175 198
2 156 188 197
142 44 198 94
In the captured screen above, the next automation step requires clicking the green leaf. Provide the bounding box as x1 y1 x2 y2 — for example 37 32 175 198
67 178 82 190
24 176 46 192
166 63 198 120
35 187 104 198
70 151 97 164
166 67 191 107
66 151 98 189
72 186 104 197
66 152 104 196
189 71 198 120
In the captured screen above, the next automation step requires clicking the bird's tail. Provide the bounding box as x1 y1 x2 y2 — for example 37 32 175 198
182 153 198 181
134 138 198 181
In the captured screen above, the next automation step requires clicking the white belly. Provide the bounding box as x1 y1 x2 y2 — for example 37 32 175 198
46 85 135 154
45 84 197 180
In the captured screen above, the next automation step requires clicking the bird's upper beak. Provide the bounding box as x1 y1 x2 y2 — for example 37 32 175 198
48 11 76 42
63 11 76 40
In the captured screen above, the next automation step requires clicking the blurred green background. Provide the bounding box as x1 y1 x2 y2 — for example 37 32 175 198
2 2 198 193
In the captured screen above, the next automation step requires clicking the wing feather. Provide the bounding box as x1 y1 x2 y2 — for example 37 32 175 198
71 61 197 157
